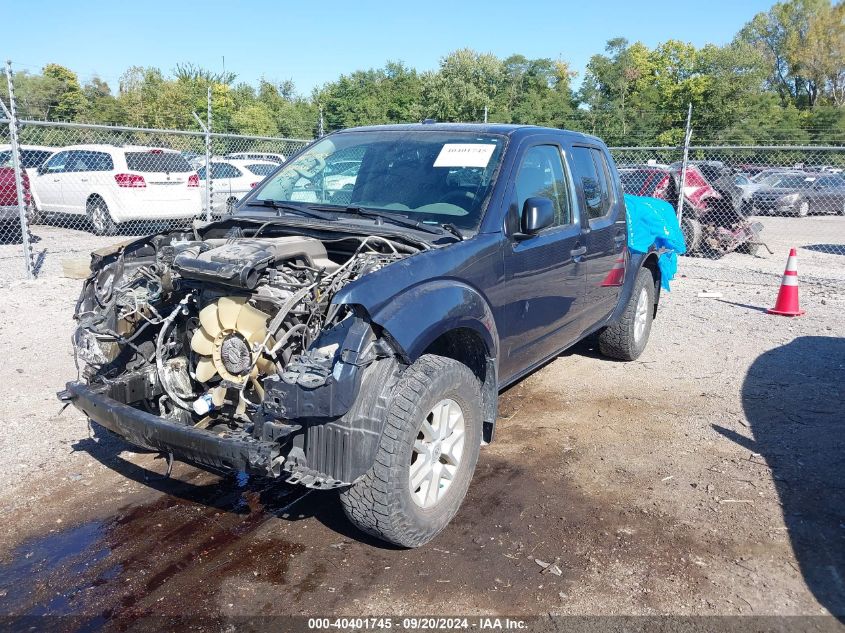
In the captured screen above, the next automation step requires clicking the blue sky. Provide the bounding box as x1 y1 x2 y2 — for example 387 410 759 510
6 0 774 95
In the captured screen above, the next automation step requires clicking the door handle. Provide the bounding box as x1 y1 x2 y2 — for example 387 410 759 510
80 178 88 182
571 245 587 261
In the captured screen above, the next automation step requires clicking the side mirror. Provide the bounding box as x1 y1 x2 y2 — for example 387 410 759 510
519 197 555 236
37 164 46 176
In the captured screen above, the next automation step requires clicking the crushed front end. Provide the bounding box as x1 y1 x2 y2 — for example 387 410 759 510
59 222 418 488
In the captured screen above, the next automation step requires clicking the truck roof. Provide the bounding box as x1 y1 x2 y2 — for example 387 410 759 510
337 122 604 144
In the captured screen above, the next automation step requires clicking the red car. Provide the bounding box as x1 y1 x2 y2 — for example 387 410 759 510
0 163 32 237
619 162 761 256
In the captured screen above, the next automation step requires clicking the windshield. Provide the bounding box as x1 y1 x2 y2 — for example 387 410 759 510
248 130 506 230
0 149 53 169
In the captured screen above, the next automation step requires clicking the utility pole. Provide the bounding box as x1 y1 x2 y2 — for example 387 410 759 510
483 105 488 124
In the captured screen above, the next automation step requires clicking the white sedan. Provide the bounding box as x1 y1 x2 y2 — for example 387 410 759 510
198 159 279 215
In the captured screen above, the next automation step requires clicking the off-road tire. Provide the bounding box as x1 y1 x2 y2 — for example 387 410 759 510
598 267 655 361
339 354 482 548
88 197 117 236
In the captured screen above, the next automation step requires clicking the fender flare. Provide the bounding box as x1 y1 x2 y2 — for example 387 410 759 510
368 278 499 365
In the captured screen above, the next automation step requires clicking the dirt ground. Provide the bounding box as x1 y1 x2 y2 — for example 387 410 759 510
0 218 843 628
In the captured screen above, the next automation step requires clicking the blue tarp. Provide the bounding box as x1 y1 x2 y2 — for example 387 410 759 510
624 194 686 291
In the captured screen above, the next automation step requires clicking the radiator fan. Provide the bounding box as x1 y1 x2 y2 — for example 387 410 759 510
190 296 275 384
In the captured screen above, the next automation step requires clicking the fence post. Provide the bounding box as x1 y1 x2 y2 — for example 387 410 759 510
676 103 693 223
3 60 34 280
205 87 212 221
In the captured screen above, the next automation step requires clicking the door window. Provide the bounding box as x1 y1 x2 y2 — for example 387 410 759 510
42 151 69 173
570 146 612 220
514 145 572 226
65 150 114 173
211 163 242 179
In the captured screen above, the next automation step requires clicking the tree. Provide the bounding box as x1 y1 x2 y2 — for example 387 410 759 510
316 62 422 130
421 49 503 122
794 1 845 105
738 0 830 106
82 76 125 124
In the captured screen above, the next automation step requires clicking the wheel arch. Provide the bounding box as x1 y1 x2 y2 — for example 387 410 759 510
421 327 498 444
365 279 500 443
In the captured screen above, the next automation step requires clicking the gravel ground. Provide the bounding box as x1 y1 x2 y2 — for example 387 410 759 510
0 217 843 624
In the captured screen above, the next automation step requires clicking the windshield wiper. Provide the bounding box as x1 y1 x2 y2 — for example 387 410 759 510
331 206 458 239
245 199 336 221
440 223 464 241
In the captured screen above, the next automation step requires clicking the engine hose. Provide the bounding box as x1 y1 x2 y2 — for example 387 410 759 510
155 294 195 411
269 323 307 356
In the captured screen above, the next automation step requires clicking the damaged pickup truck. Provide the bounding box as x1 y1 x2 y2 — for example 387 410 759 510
60 124 666 547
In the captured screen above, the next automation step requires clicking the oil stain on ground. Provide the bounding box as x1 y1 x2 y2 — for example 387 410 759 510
0 475 308 626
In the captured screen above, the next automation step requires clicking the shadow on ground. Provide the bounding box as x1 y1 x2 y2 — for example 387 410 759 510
715 336 845 617
802 244 845 256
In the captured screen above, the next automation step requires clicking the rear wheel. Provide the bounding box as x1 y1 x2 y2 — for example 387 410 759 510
681 217 701 254
339 354 482 548
88 197 116 236
598 267 655 361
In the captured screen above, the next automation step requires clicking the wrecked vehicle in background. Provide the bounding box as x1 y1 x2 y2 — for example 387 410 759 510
620 160 763 257
61 124 669 547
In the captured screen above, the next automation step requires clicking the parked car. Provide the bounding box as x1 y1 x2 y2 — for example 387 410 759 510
60 123 671 547
198 158 279 215
620 161 760 256
225 151 286 164
0 156 31 239
0 145 57 180
618 165 671 199
751 172 845 217
30 145 202 235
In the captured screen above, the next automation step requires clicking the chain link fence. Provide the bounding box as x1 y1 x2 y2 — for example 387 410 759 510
0 117 310 280
611 146 845 276
1 114 843 281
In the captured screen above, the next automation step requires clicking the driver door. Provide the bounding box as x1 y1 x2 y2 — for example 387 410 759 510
499 142 587 381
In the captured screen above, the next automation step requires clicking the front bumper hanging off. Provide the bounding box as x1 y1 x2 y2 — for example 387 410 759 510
58 381 282 476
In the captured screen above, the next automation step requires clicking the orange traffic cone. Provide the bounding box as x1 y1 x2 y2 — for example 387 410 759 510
768 248 805 316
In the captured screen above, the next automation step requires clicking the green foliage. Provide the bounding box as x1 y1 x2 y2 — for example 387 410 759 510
1 0 841 145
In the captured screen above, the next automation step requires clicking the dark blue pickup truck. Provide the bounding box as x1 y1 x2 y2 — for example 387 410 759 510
61 123 664 546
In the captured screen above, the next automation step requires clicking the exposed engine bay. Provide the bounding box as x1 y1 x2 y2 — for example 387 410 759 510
69 223 419 487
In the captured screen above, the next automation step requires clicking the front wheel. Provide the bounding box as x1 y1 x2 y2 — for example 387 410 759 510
339 354 482 548
796 199 810 217
598 267 655 361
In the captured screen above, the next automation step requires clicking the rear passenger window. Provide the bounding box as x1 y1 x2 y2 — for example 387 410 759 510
570 146 613 220
514 145 572 226
125 151 192 173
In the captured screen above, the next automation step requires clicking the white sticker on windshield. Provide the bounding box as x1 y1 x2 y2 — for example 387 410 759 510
434 143 496 168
